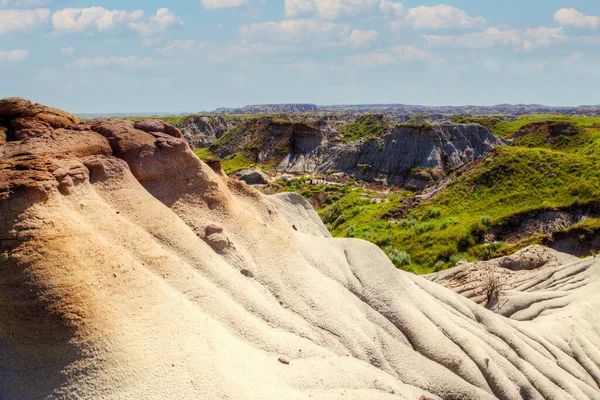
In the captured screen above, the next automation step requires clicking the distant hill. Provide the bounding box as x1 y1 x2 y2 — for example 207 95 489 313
209 103 600 116
211 104 318 114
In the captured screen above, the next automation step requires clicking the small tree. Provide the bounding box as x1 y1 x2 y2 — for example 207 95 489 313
478 269 505 309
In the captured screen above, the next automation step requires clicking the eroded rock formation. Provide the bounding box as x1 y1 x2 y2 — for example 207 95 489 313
1 98 600 399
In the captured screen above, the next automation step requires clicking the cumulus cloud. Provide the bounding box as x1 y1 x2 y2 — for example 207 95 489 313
0 49 29 62
388 5 486 31
425 26 565 50
129 8 183 37
346 44 430 67
201 0 247 11
60 46 74 54
52 7 182 38
240 19 350 43
554 8 600 30
52 7 144 34
0 8 50 34
379 0 403 16
284 0 380 20
66 56 154 69
345 29 378 46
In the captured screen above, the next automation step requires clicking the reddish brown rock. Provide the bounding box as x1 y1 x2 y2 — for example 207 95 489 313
0 97 33 119
134 119 183 139
134 119 166 133
89 118 192 184
52 160 89 195
0 126 7 146
12 117 53 140
20 104 79 129
205 224 224 236
205 233 231 252
82 156 130 184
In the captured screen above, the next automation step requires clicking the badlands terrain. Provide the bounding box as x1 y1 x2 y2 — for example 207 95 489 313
2 98 600 399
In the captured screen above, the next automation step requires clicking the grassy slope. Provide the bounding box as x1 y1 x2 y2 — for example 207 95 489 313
319 115 600 273
194 117 294 174
452 114 600 138
340 115 386 143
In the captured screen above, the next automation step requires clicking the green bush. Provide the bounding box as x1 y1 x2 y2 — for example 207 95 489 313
387 249 412 267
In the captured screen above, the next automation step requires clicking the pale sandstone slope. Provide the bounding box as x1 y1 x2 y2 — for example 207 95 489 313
1 98 600 399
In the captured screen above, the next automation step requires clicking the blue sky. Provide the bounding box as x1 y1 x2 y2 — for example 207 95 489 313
1 0 600 112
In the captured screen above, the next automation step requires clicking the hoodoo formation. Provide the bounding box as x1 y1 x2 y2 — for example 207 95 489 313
1 98 600 399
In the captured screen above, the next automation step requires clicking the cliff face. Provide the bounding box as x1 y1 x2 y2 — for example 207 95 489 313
178 116 245 148
3 98 600 400
279 122 508 186
211 118 329 166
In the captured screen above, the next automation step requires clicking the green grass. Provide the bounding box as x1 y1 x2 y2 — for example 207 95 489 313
126 115 190 126
194 147 218 162
194 147 253 174
451 114 600 138
194 113 600 273
340 115 386 143
319 145 600 273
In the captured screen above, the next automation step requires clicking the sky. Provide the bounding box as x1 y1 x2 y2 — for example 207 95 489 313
1 0 600 113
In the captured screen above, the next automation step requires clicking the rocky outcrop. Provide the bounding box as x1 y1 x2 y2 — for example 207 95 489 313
0 97 79 141
234 169 269 185
211 118 327 166
178 116 246 148
2 98 600 400
279 122 509 187
427 245 585 319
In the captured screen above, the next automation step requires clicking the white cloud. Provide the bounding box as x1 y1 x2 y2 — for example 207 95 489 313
0 49 29 62
60 46 74 54
345 29 378 47
52 7 183 38
425 26 565 50
66 56 154 69
425 27 520 49
554 8 599 30
522 26 565 50
284 0 380 20
379 0 403 16
240 19 350 43
388 5 486 31
0 8 50 34
129 8 183 37
52 7 144 34
202 0 247 11
346 44 430 67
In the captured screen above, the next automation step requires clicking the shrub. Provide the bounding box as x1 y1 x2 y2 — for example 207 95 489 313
345 225 355 237
479 216 492 227
414 222 435 234
387 249 412 267
422 207 442 220
433 261 445 272
398 218 417 228
470 221 489 241
449 252 469 265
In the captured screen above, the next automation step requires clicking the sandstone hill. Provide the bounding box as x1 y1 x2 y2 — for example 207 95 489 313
2 98 600 399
